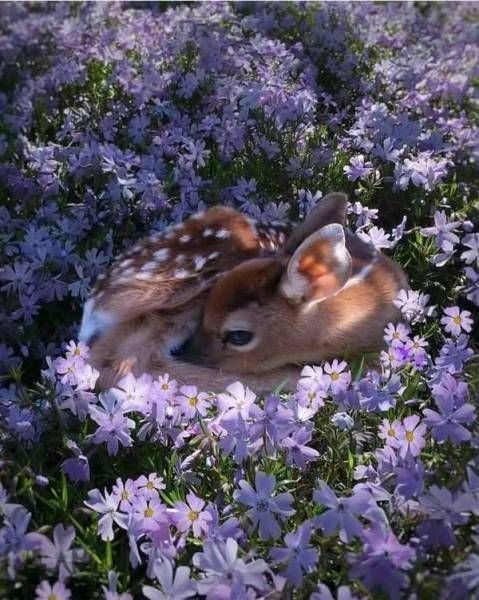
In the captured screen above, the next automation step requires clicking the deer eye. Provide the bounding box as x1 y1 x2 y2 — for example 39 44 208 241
223 330 253 346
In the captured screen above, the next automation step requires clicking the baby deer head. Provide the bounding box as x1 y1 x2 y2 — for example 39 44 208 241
182 194 408 374
79 205 291 386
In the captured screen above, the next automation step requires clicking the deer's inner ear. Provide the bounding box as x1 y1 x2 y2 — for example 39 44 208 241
280 223 352 304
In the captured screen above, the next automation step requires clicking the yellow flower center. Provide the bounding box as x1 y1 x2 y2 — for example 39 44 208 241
144 507 154 518
406 431 414 442
146 481 154 490
189 396 198 407
388 428 396 437
121 490 129 500
162 383 169 390
188 510 199 522
48 594 58 600
330 372 340 381
452 315 462 325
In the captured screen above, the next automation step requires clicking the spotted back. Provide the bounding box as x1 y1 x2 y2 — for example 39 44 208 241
79 206 290 344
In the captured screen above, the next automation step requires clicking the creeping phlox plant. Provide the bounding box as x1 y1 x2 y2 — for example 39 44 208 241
0 2 478 599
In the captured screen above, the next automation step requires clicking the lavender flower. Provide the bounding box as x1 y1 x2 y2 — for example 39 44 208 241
35 580 71 600
143 559 196 600
313 481 373 543
269 521 317 585
193 538 270 598
441 306 474 337
397 415 427 459
423 395 475 444
171 493 213 538
233 472 295 540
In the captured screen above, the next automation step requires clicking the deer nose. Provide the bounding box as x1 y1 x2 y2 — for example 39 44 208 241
171 335 203 363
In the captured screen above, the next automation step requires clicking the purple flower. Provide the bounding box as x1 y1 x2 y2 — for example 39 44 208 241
32 523 84 581
132 497 168 533
62 455 90 483
270 521 318 585
281 426 320 470
419 485 474 526
35 580 71 600
135 473 165 500
84 488 124 541
431 372 469 408
143 559 196 600
449 553 479 593
171 493 213 538
461 233 479 266
101 571 133 600
323 360 351 395
435 334 473 374
112 478 139 512
343 155 374 181
397 415 427 459
331 412 354 431
357 226 392 250
178 385 211 419
395 459 425 499
193 538 270 598
218 414 260 463
423 394 475 444
441 306 473 337
393 288 434 324
217 382 257 420
313 481 373 543
348 524 416 600
233 472 295 540
421 210 461 252
88 393 135 455
378 418 403 448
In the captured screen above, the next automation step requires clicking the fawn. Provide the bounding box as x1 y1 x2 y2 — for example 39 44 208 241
79 193 408 391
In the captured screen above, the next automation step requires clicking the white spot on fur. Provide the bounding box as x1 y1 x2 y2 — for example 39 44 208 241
215 228 230 239
208 251 220 260
136 271 154 280
120 259 133 268
203 228 214 237
175 253 186 263
153 248 170 261
193 255 207 270
141 261 158 272
174 268 191 279
179 234 191 243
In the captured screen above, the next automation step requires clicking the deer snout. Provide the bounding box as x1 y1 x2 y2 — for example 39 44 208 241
172 329 218 366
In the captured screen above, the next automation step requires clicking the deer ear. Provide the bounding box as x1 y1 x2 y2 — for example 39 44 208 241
280 223 352 304
285 192 348 254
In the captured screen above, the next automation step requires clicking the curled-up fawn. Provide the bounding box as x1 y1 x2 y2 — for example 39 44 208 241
80 193 408 392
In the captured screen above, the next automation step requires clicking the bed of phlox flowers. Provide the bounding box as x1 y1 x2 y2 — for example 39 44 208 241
0 2 478 599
